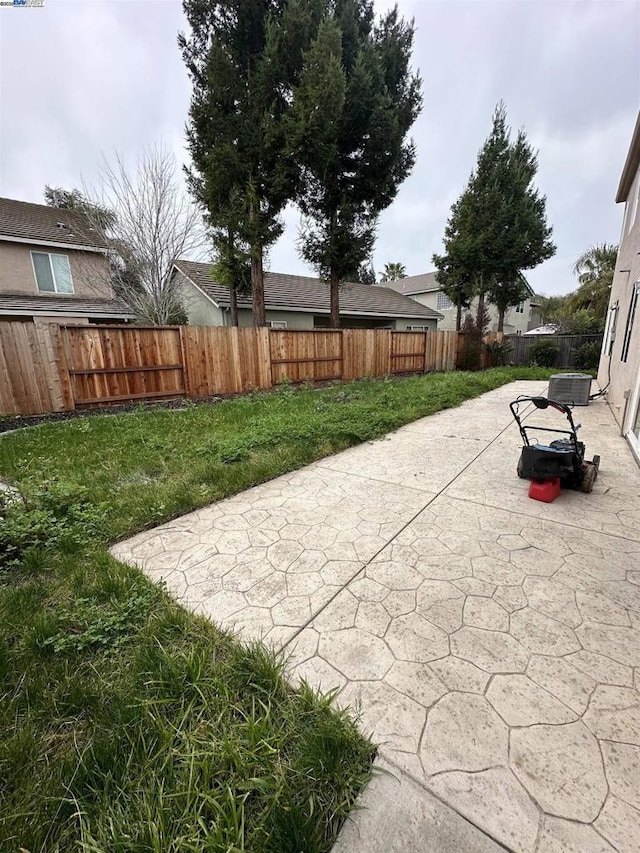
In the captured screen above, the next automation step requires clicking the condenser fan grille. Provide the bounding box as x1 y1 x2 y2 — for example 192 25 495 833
548 373 592 406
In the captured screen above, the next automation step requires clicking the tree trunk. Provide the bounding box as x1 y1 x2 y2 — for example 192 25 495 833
251 250 265 326
330 267 340 328
456 296 462 331
476 290 486 330
229 286 239 327
250 203 266 327
497 307 505 333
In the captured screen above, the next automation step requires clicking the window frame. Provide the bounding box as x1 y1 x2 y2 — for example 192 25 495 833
406 324 429 332
515 301 525 314
266 320 288 329
620 280 640 363
31 251 74 294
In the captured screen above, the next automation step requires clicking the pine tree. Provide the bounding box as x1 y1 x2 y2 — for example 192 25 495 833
289 1 421 326
434 103 555 331
180 0 323 326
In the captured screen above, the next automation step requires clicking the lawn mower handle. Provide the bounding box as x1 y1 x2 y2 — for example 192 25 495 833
509 396 581 447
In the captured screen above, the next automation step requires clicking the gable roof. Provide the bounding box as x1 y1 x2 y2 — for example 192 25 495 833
380 272 439 295
616 111 640 203
0 291 136 320
174 260 442 320
382 270 535 299
0 197 109 251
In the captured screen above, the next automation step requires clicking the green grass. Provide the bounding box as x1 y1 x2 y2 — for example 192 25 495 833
0 367 551 852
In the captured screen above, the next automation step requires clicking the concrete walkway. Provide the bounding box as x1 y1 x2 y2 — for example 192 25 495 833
112 381 640 853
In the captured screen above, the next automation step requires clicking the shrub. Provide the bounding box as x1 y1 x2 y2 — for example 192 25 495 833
485 341 513 367
0 477 105 569
574 341 602 372
529 339 559 367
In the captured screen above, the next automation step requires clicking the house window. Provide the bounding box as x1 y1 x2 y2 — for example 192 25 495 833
436 292 453 311
406 325 429 331
515 301 525 314
602 302 618 357
620 280 640 363
31 252 73 293
266 320 287 329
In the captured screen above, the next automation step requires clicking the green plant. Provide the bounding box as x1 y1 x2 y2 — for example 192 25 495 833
485 340 513 367
573 341 602 372
529 339 559 367
0 477 105 569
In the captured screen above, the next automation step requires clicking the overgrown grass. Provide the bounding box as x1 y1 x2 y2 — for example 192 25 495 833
0 368 550 852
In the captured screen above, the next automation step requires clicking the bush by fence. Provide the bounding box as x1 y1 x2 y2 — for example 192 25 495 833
0 323 472 417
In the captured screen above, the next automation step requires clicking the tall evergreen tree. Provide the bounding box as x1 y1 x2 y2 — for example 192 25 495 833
434 103 555 331
289 1 421 327
180 0 323 326
44 186 116 233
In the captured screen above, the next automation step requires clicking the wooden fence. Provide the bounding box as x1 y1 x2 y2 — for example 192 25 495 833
0 323 467 416
504 334 602 368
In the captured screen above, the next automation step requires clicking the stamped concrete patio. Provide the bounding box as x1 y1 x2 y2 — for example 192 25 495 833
112 381 640 853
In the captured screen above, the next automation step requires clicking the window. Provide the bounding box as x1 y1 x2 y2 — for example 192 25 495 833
406 325 429 331
602 302 619 357
436 292 453 311
620 280 640 363
31 252 73 293
515 301 525 314
266 320 287 329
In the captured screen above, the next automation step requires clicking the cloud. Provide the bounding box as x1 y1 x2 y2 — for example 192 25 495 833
0 0 637 295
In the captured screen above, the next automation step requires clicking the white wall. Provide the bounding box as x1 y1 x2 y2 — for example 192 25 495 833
598 162 640 439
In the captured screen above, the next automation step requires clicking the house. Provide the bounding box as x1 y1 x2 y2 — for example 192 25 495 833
0 197 135 324
380 271 539 334
174 260 442 330
598 111 640 462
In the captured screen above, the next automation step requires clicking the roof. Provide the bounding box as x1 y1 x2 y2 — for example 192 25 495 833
0 291 136 320
523 324 559 336
380 272 439 295
0 197 109 251
174 260 443 320
381 270 535 299
616 111 640 203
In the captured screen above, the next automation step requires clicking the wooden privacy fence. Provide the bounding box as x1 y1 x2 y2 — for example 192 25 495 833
0 323 465 416
504 334 603 367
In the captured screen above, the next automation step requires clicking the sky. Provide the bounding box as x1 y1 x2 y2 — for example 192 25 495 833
0 0 638 296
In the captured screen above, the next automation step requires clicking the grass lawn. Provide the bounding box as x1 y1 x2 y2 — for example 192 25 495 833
0 367 550 852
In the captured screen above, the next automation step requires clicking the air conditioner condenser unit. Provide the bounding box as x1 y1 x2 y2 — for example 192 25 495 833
548 373 593 406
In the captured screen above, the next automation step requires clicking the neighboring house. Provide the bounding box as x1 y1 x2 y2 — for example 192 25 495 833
174 260 442 330
381 271 538 334
0 197 135 324
598 111 640 462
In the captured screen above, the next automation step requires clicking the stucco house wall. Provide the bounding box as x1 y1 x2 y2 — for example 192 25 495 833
598 113 640 460
177 273 225 326
0 240 112 298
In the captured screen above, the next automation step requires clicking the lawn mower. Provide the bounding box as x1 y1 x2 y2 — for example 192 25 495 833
509 396 600 497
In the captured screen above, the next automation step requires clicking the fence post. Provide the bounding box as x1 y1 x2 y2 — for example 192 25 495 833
178 326 193 399
53 325 75 410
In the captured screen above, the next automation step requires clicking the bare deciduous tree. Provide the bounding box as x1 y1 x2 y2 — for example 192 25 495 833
80 146 204 324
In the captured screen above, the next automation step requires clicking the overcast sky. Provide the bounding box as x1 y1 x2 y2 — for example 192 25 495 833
1 0 638 295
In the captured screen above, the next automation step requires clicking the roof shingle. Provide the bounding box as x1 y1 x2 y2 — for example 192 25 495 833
0 291 135 319
0 197 109 250
175 260 442 320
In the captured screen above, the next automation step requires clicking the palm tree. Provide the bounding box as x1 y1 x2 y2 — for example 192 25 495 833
380 262 407 282
571 243 618 318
